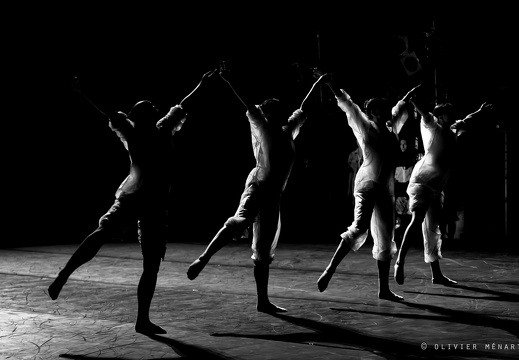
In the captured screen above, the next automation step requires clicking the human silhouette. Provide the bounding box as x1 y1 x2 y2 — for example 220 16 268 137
48 70 217 334
394 89 493 286
187 67 328 313
316 75 420 301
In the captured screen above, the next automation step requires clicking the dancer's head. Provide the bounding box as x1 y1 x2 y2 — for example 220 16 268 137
433 102 455 127
128 100 160 127
364 97 392 127
259 98 287 128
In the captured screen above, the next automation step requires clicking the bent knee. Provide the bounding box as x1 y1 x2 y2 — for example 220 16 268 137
344 225 367 240
224 217 251 239
98 216 124 235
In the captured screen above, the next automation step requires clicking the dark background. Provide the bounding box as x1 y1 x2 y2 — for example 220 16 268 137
4 5 517 251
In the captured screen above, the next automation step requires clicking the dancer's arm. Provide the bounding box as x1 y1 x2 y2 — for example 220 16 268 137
298 72 330 112
393 84 421 118
319 71 357 115
402 84 422 103
409 92 433 125
218 64 256 112
71 77 117 121
157 69 218 135
391 84 422 134
71 76 129 135
318 71 366 134
450 102 494 132
313 68 343 99
286 72 331 139
179 69 218 111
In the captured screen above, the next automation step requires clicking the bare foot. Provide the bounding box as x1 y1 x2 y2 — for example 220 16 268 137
394 261 405 285
432 275 457 286
257 302 287 313
187 257 208 280
135 321 167 335
48 276 66 300
317 270 334 292
379 290 404 302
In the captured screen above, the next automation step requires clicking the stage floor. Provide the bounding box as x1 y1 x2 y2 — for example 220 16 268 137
1 241 518 359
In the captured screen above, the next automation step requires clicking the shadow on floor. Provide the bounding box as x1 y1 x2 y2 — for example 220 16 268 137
212 312 516 359
404 283 519 302
59 334 237 360
61 356 177 360
331 299 519 339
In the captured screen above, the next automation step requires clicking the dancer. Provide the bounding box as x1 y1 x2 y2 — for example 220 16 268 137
48 70 217 334
187 67 328 313
393 90 456 286
317 76 420 301
393 91 493 285
432 103 460 242
394 137 416 246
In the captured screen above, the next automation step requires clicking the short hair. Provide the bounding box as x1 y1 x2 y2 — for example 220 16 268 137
128 100 158 125
259 98 282 116
259 98 287 126
364 97 390 119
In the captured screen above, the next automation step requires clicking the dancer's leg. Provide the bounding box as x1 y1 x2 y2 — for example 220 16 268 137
369 189 400 299
394 208 426 285
377 260 403 301
254 261 286 313
317 236 351 292
424 195 457 285
48 227 107 300
187 226 234 280
318 186 375 292
135 255 166 334
430 260 458 286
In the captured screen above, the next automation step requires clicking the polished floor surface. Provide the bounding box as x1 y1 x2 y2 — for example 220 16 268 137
1 240 518 359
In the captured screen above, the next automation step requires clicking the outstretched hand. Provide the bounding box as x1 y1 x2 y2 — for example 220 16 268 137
71 76 83 94
179 68 219 110
218 61 231 82
200 68 218 82
479 102 494 112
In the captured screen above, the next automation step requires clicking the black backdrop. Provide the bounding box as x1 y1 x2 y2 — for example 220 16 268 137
4 5 516 250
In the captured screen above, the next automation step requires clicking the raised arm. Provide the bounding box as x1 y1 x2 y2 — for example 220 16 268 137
284 72 331 139
409 89 433 124
315 69 356 112
218 64 256 112
393 83 422 116
71 77 132 144
402 84 422 103
298 72 330 111
318 71 359 118
313 68 343 99
71 77 114 121
450 102 494 132
179 68 218 111
462 102 493 119
391 84 422 133
156 70 217 135
314 70 370 137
